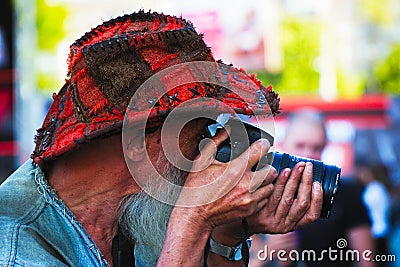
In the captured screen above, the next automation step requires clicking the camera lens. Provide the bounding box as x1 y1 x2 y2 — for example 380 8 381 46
211 117 341 219
264 152 341 219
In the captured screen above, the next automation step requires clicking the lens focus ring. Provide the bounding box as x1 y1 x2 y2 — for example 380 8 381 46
311 160 325 184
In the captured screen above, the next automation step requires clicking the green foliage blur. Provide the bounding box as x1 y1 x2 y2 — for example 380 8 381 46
36 0 68 93
278 17 321 95
256 16 364 98
374 44 400 95
36 0 67 51
359 0 394 26
257 17 320 96
256 1 400 98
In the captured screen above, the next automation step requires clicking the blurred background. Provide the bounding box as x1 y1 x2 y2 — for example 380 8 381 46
1 0 400 264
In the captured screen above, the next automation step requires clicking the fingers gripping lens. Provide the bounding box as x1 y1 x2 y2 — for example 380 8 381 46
265 152 341 219
213 118 341 219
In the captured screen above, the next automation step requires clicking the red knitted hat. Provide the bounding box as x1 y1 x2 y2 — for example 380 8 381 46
32 10 280 166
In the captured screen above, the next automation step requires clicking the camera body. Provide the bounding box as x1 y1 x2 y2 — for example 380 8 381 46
209 118 341 219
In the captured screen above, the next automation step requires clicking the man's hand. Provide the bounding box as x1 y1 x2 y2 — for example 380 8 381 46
250 161 323 234
176 127 278 230
158 128 278 266
158 127 323 267
210 162 323 246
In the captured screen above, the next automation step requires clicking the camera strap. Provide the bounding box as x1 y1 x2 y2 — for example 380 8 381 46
241 218 250 267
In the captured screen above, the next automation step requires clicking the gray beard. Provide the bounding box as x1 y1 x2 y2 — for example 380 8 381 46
117 154 187 261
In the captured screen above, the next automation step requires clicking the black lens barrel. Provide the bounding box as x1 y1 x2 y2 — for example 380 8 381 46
265 152 341 218
211 118 341 219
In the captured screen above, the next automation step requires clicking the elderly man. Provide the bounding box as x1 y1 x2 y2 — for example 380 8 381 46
0 11 322 266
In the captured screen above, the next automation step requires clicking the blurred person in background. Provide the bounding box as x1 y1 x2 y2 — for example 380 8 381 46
354 161 391 266
250 109 375 267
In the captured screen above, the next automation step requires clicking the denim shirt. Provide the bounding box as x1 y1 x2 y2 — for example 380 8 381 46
0 160 110 267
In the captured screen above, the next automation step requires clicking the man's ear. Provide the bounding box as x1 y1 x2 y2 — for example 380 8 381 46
125 134 146 162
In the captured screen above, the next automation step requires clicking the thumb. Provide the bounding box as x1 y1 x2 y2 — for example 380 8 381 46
192 126 230 171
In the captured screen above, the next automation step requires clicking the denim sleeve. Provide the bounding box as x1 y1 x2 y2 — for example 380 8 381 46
0 222 69 267
0 161 109 267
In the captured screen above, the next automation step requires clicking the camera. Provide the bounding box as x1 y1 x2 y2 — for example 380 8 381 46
208 117 341 219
